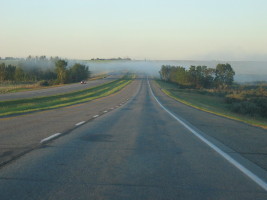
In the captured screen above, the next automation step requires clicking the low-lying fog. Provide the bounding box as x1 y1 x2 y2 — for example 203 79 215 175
84 60 267 83
2 59 266 83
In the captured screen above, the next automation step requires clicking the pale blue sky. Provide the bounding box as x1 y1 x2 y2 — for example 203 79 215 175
1 0 267 60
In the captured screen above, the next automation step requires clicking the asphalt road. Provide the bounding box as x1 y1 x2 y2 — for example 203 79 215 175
0 78 138 166
0 75 119 101
151 80 267 172
0 77 266 199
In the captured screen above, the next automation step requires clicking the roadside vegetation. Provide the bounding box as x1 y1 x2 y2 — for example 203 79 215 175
0 56 90 87
158 64 267 128
0 82 44 94
0 73 108 94
0 74 133 117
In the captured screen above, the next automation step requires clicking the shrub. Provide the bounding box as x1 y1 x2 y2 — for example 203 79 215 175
230 101 261 117
38 80 56 86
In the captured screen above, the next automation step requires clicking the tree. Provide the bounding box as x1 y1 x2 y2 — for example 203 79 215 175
215 63 235 89
0 63 6 81
14 67 25 82
69 63 90 82
202 67 215 88
6 65 16 81
55 59 68 84
42 70 57 80
159 65 171 81
160 63 234 89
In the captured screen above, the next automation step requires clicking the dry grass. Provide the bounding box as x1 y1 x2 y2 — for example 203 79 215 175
155 80 267 129
0 83 42 94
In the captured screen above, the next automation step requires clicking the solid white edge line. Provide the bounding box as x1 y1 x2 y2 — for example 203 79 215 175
103 110 108 113
75 121 85 126
147 78 267 191
40 133 61 143
93 115 99 118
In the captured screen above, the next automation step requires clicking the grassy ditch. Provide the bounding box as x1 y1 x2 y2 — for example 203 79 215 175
155 80 267 129
0 76 133 117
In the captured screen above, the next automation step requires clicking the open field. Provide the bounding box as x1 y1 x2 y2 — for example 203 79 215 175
156 80 267 129
0 76 132 117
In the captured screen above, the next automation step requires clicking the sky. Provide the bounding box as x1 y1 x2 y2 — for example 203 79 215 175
1 0 267 60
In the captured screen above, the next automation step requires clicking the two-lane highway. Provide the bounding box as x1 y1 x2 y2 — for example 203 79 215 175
0 77 138 167
0 75 119 101
0 77 266 199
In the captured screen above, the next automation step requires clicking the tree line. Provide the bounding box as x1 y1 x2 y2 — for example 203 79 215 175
159 63 235 89
0 58 90 85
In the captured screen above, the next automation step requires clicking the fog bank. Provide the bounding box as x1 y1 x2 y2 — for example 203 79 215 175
84 60 267 82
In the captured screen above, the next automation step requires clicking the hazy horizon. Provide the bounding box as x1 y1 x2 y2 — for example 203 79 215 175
1 0 267 61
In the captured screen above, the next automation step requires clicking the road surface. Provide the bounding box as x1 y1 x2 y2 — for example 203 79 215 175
0 77 266 199
0 78 138 166
0 75 119 101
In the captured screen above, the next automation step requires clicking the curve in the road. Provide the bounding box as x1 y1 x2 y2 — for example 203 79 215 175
148 78 267 192
0 77 266 199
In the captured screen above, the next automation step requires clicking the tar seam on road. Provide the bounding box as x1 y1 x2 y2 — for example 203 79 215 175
147 78 267 192
40 133 62 143
75 121 85 126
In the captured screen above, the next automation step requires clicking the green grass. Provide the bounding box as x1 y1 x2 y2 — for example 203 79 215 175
0 76 133 117
155 80 267 129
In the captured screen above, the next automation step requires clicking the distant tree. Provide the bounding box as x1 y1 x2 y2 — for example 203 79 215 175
0 63 6 81
42 70 57 81
188 66 198 87
159 65 171 81
69 63 90 82
26 55 32 60
188 66 215 88
14 67 25 82
5 64 16 81
39 55 47 60
202 67 215 88
215 63 235 89
171 66 191 86
55 59 68 84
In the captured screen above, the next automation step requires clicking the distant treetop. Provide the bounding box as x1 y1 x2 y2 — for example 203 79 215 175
90 57 131 61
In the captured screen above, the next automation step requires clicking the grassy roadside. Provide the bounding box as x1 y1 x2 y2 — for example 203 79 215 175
155 80 267 129
0 76 133 117
0 74 108 94
0 83 42 94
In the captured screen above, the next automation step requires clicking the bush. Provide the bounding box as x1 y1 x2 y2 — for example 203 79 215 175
230 101 261 117
38 80 49 86
252 98 267 117
37 80 56 86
